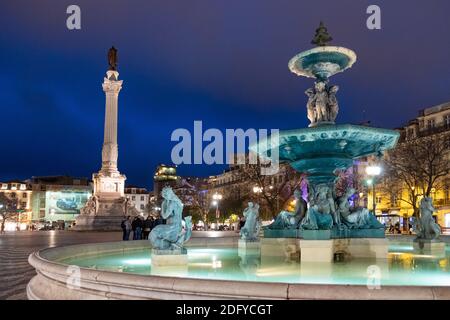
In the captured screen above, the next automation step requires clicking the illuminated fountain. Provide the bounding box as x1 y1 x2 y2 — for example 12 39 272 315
251 22 400 261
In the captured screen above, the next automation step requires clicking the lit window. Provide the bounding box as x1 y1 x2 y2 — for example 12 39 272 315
444 114 450 126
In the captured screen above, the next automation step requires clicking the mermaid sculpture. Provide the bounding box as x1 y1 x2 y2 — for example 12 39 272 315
149 187 192 251
301 184 334 230
266 190 307 230
336 187 382 229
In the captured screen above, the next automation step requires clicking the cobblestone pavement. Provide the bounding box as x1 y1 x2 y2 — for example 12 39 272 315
0 231 121 300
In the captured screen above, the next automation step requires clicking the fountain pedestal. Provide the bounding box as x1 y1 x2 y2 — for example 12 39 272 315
260 238 300 260
151 249 188 267
413 239 446 256
300 240 334 262
299 238 388 262
238 239 260 257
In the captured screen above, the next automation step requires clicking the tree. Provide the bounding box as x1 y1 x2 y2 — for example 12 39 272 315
176 185 212 229
0 193 19 233
234 162 305 220
381 133 450 217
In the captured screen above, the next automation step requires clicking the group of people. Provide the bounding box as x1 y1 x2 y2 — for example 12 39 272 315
385 219 403 234
121 215 161 241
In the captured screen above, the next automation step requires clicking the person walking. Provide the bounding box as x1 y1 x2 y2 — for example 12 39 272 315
142 216 154 240
121 216 132 241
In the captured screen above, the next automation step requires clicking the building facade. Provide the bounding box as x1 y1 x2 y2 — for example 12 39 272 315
29 176 92 227
366 102 450 229
153 164 179 204
0 181 33 230
124 186 150 215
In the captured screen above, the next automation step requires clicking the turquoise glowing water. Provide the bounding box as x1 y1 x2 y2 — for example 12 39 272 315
61 244 450 286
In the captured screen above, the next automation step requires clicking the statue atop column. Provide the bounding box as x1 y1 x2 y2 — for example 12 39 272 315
108 46 118 71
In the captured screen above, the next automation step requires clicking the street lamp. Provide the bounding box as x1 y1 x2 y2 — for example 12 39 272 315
252 186 263 194
366 164 382 214
212 193 222 230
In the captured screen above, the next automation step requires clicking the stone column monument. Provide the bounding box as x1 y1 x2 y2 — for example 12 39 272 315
73 47 132 231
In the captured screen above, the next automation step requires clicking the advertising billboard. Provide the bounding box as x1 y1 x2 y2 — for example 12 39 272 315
46 190 91 215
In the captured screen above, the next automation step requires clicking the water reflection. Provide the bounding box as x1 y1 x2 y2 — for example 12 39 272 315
60 245 450 286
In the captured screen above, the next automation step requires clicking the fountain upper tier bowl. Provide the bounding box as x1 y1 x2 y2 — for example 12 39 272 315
288 46 357 80
250 124 400 184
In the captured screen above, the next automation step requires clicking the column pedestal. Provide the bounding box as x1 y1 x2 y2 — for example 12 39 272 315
74 69 128 231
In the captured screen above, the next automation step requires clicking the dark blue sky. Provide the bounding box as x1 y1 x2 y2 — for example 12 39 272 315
0 1 449 190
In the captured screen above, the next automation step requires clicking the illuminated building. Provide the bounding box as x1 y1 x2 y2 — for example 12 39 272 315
30 176 92 228
0 181 32 230
124 186 150 215
362 102 450 229
153 164 179 204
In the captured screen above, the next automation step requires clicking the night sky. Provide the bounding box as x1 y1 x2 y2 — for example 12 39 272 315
1 1 449 189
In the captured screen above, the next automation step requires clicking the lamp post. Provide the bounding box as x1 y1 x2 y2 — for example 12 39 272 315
212 193 222 230
252 186 263 195
366 165 381 214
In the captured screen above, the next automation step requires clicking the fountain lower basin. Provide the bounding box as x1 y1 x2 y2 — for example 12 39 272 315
27 237 450 300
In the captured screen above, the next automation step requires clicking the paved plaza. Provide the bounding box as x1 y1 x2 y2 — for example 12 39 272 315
0 230 237 300
0 231 121 300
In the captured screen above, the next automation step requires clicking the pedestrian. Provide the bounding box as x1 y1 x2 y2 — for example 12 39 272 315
121 216 132 241
142 216 154 240
394 221 401 234
132 216 143 240
239 216 246 231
